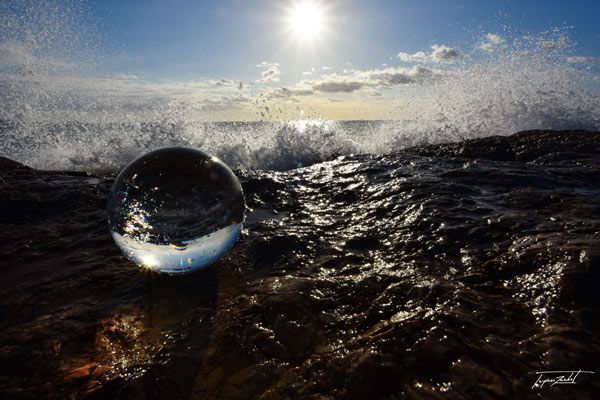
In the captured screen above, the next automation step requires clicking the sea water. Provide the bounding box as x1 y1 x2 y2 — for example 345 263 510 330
1 1 599 173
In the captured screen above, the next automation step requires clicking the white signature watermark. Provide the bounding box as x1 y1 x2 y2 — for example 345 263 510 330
532 370 595 389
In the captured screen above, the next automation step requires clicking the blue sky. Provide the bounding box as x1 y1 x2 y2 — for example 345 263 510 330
1 0 600 121
92 0 600 81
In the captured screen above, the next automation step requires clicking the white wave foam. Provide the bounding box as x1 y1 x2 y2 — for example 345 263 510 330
430 29 600 140
0 2 599 172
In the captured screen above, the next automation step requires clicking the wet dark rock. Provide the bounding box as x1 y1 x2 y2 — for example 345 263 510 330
0 156 29 170
402 130 600 162
1 130 600 399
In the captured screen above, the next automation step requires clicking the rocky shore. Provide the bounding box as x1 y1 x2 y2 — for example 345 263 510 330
1 130 599 399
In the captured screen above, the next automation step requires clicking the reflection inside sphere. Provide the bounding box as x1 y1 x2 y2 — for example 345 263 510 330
107 147 245 274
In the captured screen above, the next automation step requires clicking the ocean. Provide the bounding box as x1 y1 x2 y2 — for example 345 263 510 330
1 25 600 172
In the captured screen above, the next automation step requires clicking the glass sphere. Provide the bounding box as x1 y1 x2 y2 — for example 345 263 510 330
107 147 245 274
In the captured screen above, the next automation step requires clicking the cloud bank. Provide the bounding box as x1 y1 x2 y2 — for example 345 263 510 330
397 44 463 63
267 87 314 98
303 65 440 93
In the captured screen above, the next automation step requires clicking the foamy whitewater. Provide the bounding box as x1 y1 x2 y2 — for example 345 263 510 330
1 1 600 172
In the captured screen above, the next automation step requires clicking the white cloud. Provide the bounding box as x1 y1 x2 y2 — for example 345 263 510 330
358 65 435 87
302 71 313 75
397 44 462 63
397 51 428 63
256 62 281 83
256 61 279 67
486 33 505 44
209 78 234 86
430 44 463 62
116 74 139 80
305 65 439 93
197 94 253 112
258 67 280 83
267 87 314 98
223 95 251 103
479 33 506 52
0 41 74 72
567 56 599 64
0 42 35 67
322 66 331 70
312 80 363 93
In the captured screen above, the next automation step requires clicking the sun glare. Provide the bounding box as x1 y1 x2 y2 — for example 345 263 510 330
289 2 325 41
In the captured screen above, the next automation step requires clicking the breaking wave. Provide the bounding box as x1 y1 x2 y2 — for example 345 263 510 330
1 1 599 172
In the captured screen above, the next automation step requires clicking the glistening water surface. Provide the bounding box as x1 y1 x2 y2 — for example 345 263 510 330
0 131 598 398
1 2 599 172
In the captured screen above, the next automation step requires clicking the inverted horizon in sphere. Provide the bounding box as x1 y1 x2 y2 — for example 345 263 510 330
107 147 245 274
111 223 242 274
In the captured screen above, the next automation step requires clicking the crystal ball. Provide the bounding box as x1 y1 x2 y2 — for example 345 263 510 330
107 147 245 274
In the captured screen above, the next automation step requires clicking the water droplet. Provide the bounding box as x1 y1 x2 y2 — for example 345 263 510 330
108 147 245 274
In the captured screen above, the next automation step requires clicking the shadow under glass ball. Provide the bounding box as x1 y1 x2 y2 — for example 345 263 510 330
107 147 245 274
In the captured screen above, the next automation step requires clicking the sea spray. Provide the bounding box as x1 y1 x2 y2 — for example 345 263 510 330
431 28 600 140
1 1 599 172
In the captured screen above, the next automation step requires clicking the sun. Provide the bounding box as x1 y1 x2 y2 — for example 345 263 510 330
288 2 325 42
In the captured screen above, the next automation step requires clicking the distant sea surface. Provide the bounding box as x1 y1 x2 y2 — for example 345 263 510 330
2 117 600 174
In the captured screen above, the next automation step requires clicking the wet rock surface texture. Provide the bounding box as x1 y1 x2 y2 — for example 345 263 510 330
1 130 599 399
